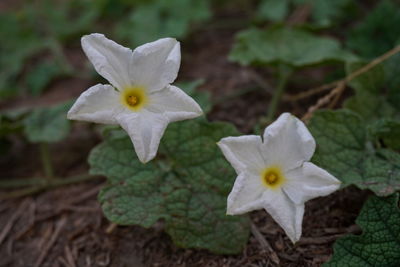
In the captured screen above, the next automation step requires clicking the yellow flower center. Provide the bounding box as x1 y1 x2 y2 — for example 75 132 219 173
121 87 148 111
260 166 286 189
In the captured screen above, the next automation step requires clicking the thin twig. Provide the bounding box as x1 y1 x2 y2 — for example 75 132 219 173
298 225 361 245
35 184 104 223
285 45 400 102
105 223 118 234
65 245 77 267
34 216 67 267
302 81 346 122
250 223 280 265
0 199 30 246
0 174 102 200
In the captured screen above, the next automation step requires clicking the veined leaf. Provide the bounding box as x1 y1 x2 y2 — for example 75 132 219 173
90 119 250 254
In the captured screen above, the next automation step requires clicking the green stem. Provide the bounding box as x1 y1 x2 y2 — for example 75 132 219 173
40 143 54 179
0 174 102 200
266 65 292 122
0 178 48 189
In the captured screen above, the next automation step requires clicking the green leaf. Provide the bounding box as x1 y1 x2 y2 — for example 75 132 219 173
176 80 212 114
346 0 400 58
23 101 72 143
344 89 398 123
344 56 400 121
116 0 211 47
0 13 45 98
229 27 355 67
325 194 400 267
309 109 400 196
27 0 98 41
293 0 353 28
90 119 250 254
346 60 385 94
25 61 63 96
369 119 400 150
257 0 289 22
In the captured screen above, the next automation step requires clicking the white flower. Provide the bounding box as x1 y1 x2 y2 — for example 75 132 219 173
217 113 341 243
68 34 202 163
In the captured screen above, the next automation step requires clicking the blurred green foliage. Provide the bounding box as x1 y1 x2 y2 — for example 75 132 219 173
346 0 400 58
115 0 211 47
23 101 73 143
229 26 355 67
256 0 355 27
0 0 213 101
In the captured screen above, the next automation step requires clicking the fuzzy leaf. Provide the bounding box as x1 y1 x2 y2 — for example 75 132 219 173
229 27 355 67
23 101 72 143
369 119 400 150
325 194 400 267
309 109 400 196
90 119 250 254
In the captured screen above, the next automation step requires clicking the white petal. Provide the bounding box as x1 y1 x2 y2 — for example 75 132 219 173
283 162 341 205
145 85 202 122
262 190 304 243
218 135 266 174
131 38 180 92
226 172 266 215
67 84 122 124
262 113 316 171
116 111 168 163
81 33 132 90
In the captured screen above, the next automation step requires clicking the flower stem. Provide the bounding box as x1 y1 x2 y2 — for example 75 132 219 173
266 65 292 122
40 143 54 179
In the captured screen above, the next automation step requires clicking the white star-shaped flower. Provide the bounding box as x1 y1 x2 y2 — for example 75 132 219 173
218 113 341 243
68 34 202 163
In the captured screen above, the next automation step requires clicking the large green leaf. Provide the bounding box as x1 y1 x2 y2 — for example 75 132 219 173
229 27 355 67
346 0 400 59
89 119 250 254
309 109 400 196
325 194 400 267
23 101 72 143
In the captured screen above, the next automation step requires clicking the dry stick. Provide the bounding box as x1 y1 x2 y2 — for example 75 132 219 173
302 81 346 122
286 45 400 102
34 216 67 267
64 245 77 267
105 223 118 234
0 199 30 246
298 225 361 245
250 223 280 265
0 174 102 200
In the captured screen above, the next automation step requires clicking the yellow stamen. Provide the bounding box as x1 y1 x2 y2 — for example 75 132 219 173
127 95 138 106
121 87 148 111
260 166 286 189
